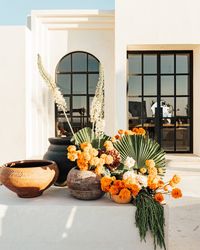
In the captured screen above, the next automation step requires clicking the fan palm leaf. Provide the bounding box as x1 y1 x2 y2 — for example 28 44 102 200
71 127 110 148
113 135 166 171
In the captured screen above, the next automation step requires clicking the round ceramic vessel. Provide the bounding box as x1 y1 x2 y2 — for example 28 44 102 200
111 194 132 204
0 160 59 198
43 137 75 186
67 167 104 200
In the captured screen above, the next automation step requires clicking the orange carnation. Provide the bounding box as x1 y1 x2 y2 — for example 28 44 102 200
171 188 182 199
154 193 164 203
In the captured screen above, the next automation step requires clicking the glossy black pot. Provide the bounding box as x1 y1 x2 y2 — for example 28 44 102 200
43 137 75 186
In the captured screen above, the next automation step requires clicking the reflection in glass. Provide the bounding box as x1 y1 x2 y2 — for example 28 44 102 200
144 76 157 95
144 55 157 74
176 97 188 116
143 97 157 117
57 75 71 94
128 76 142 96
176 76 189 95
176 127 190 151
128 54 142 74
161 55 174 74
161 76 174 95
176 54 189 73
73 96 87 112
72 53 87 72
88 55 99 71
57 55 71 72
89 74 99 94
161 128 175 151
128 97 143 118
73 74 87 94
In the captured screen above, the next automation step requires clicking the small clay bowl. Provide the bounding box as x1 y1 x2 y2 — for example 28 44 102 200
0 160 59 198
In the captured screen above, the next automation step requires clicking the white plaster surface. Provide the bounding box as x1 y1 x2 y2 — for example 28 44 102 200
0 186 164 250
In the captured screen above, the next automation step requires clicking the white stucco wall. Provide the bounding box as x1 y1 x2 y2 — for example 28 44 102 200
115 0 200 154
0 26 26 164
26 10 115 158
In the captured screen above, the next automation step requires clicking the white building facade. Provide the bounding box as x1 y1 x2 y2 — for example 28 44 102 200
1 0 200 164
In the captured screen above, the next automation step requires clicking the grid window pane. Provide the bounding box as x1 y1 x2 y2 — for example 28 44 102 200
144 55 157 74
176 54 189 74
73 74 87 94
72 53 87 72
144 76 157 95
161 55 174 74
128 54 142 74
128 76 142 96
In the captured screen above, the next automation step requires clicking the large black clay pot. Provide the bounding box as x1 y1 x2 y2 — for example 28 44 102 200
43 137 75 186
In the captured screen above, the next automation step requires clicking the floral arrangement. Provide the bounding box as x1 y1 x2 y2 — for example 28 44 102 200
67 140 121 176
100 132 182 250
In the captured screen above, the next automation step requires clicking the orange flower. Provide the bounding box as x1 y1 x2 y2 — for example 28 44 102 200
154 193 164 203
115 135 122 140
109 185 120 195
67 152 78 162
80 142 92 151
118 129 125 135
101 176 115 192
171 188 182 199
104 141 114 151
140 167 147 174
132 128 139 133
146 159 156 168
129 184 140 197
138 128 146 136
111 137 117 143
157 179 165 188
148 182 157 190
169 180 175 187
171 175 181 185
67 145 77 153
77 160 88 171
119 188 131 200
95 165 104 176
105 155 114 165
163 185 169 192
124 130 134 135
148 166 157 177
147 176 158 190
113 180 125 189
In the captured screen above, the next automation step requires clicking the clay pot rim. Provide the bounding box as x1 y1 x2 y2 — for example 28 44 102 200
2 160 56 169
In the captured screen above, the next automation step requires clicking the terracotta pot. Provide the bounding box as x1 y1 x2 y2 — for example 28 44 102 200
0 160 59 198
43 137 76 186
67 167 104 200
111 194 132 204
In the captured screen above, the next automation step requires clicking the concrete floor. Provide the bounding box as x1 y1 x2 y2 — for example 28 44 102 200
165 154 200 250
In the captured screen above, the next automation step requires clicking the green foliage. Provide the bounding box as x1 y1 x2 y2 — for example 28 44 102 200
135 190 166 250
71 127 110 148
113 135 166 171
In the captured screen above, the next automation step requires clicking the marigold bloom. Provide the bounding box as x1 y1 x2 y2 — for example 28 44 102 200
171 188 182 199
171 175 181 185
80 142 92 151
114 180 125 189
67 145 77 153
67 152 78 162
140 167 147 174
154 193 164 203
101 176 115 192
145 159 155 168
115 135 121 140
105 155 114 165
104 141 114 151
109 185 120 195
118 129 125 135
119 188 131 200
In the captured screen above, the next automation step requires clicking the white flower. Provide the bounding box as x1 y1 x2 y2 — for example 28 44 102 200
136 175 148 187
124 157 136 169
123 170 136 180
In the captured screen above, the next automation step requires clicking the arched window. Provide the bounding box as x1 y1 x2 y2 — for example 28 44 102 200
55 51 100 136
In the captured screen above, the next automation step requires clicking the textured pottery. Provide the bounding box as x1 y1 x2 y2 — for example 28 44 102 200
43 137 76 186
0 160 59 198
67 167 104 200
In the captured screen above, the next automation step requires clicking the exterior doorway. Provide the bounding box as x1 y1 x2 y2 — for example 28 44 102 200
127 51 193 153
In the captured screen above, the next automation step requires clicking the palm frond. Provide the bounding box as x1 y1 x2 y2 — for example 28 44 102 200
71 127 110 148
113 135 166 170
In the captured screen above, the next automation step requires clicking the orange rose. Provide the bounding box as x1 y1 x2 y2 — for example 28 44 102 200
132 128 139 133
114 180 125 189
171 175 181 185
171 188 182 199
129 184 140 197
77 160 88 171
67 152 78 162
154 193 164 203
138 128 146 136
101 176 115 192
115 135 122 140
146 159 156 168
124 130 134 135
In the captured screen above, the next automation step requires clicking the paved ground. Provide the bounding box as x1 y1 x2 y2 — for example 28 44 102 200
165 154 200 250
